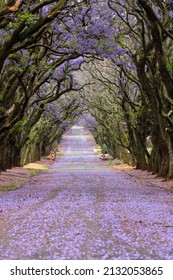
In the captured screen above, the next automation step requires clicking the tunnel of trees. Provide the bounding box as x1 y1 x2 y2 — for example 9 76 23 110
0 0 173 178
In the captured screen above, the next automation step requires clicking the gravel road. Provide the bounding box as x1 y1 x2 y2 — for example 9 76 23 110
0 126 173 260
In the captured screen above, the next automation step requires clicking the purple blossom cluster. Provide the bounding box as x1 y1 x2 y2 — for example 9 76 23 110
51 1 126 60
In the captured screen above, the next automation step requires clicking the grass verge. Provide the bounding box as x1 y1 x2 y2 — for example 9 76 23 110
0 162 51 192
0 183 17 191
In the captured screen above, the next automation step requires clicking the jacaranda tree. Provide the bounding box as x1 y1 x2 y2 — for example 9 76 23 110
0 0 173 179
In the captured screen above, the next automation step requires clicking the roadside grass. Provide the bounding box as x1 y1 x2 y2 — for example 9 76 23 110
0 180 28 191
0 183 17 191
93 144 101 155
29 170 39 176
56 152 64 156
0 162 51 192
109 158 125 166
110 158 135 171
24 163 49 177
24 163 49 170
95 151 101 156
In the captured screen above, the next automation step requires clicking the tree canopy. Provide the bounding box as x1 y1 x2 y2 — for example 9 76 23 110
0 0 173 178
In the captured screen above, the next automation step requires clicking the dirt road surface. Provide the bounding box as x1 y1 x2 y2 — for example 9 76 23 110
0 126 173 259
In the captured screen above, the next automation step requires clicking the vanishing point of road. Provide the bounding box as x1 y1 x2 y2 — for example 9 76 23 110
0 126 173 259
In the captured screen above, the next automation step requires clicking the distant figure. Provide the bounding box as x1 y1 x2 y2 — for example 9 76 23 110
101 143 108 160
50 150 56 161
